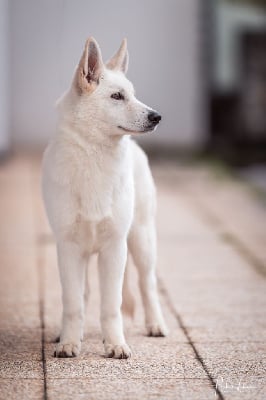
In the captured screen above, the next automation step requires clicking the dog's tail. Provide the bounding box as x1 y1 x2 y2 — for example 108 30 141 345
121 257 135 319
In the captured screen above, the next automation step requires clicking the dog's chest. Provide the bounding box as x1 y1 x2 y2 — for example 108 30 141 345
68 171 130 253
77 164 115 221
72 146 132 223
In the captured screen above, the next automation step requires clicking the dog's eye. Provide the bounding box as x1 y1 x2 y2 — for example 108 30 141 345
111 92 124 100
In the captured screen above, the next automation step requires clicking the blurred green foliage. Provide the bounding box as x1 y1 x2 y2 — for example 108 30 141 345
225 0 266 9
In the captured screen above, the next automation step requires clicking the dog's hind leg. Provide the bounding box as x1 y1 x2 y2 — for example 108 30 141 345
84 261 90 314
128 222 168 337
121 254 135 319
81 259 91 341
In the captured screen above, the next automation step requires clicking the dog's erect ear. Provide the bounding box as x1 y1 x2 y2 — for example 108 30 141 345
75 37 104 93
106 38 129 74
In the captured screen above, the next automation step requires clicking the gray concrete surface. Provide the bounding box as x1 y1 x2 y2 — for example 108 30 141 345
0 155 265 399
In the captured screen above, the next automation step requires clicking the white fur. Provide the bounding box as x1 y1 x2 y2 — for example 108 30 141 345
42 37 167 359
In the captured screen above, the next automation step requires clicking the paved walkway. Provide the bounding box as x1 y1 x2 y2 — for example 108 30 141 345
0 154 265 400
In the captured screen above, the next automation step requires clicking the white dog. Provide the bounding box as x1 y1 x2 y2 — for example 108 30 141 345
42 37 168 359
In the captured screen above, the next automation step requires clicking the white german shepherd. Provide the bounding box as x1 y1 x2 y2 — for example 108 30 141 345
42 37 168 359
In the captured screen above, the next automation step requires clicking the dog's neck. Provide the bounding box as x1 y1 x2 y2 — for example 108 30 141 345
57 117 130 161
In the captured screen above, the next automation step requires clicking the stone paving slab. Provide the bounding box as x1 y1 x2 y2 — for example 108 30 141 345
47 378 214 400
0 157 35 245
0 329 42 361
181 309 266 329
0 379 44 400
0 248 39 307
158 239 259 280
154 164 266 274
0 156 44 398
156 187 220 241
196 341 266 362
158 245 266 315
0 360 43 379
186 319 266 343
45 354 205 380
220 378 266 400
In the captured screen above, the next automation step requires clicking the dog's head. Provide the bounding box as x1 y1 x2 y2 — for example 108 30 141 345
59 37 161 138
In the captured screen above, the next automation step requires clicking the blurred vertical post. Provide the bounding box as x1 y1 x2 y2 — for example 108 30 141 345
0 0 10 156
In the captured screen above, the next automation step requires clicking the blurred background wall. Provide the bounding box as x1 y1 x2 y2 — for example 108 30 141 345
0 0 265 163
0 0 10 154
1 0 205 152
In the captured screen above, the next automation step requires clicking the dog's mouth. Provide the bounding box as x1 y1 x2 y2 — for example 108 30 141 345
118 125 156 134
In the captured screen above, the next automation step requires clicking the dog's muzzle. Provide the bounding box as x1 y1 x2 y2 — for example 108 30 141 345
118 111 162 134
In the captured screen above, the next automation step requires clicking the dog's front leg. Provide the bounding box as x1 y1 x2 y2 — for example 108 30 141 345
98 238 131 359
55 241 87 358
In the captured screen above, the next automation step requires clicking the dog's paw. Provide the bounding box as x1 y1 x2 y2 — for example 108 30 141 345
104 342 132 359
54 341 81 358
147 323 168 337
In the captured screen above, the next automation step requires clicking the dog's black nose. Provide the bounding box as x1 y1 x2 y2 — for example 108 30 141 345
148 111 162 124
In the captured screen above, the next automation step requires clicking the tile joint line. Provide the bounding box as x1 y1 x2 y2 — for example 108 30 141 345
31 169 48 400
38 248 48 400
184 191 266 278
158 276 225 400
